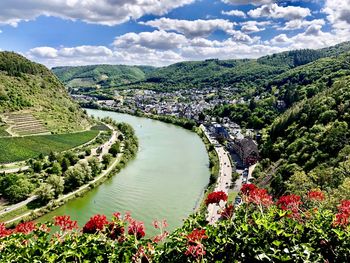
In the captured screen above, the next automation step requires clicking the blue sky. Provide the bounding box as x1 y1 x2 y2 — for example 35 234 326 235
0 0 349 67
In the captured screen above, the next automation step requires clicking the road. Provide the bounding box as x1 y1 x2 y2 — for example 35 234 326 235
0 195 38 217
200 125 233 224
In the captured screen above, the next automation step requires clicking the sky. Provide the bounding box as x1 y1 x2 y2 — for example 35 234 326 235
0 0 349 68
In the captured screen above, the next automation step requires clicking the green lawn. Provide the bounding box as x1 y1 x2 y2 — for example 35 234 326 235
0 130 99 163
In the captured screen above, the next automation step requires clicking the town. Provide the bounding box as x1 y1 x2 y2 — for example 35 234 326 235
71 87 259 169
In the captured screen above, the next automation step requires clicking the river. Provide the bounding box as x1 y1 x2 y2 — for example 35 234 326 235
38 109 210 234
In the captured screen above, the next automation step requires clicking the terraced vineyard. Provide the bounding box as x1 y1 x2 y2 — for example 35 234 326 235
3 113 49 136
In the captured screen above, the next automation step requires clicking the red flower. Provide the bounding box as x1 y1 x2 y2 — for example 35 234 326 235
186 229 208 244
247 188 273 207
184 229 208 259
152 231 169 243
128 220 145 239
333 200 350 227
277 194 302 217
241 184 257 195
83 214 109 234
220 204 234 220
205 191 228 206
108 222 125 240
307 190 325 201
0 223 12 237
185 244 206 258
15 222 36 234
54 215 78 231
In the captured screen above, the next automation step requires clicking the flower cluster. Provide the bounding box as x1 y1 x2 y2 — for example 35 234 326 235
184 229 208 259
128 219 146 239
334 200 350 227
205 191 228 206
82 214 109 234
277 194 303 218
220 204 234 220
152 219 169 243
307 190 325 201
0 223 11 237
241 184 257 195
54 215 78 231
15 222 37 234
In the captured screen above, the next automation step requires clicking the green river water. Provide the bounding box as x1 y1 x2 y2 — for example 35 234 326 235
38 109 210 234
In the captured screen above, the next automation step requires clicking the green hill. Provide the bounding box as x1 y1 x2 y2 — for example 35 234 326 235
257 73 350 198
52 64 155 90
0 52 92 133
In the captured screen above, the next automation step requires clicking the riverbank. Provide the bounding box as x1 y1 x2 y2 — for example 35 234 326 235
2 121 139 227
84 106 219 213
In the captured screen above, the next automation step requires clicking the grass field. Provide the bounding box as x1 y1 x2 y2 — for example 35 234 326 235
0 130 99 163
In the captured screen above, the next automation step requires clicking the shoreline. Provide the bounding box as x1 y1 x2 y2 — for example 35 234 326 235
84 106 220 213
2 121 139 227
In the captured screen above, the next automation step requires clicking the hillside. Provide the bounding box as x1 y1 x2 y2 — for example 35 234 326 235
255 75 350 200
0 52 92 134
52 64 155 90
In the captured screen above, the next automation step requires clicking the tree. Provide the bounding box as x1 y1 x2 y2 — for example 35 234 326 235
48 151 57 162
102 154 112 168
47 174 64 197
36 183 54 204
50 162 62 175
109 142 120 157
5 178 34 203
88 157 102 177
32 161 43 173
61 157 71 172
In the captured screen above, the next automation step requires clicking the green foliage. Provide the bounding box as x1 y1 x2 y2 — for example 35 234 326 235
52 64 155 89
260 76 350 197
0 130 98 163
0 173 35 203
0 52 93 133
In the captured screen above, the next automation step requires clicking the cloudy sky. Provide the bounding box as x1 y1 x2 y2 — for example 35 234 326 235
0 0 349 67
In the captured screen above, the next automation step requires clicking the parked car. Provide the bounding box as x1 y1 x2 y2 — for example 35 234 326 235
242 177 247 184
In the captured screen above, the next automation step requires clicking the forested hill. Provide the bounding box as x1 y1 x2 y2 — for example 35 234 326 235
255 74 350 202
52 64 155 89
0 52 92 133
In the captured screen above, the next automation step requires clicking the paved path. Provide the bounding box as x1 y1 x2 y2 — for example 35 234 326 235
200 125 233 224
0 165 30 174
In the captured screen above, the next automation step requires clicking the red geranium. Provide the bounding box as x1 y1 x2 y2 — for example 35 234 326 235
277 194 303 218
83 214 109 234
128 219 145 239
333 200 350 227
54 215 78 231
15 222 36 234
205 191 228 206
307 190 325 201
246 188 273 207
186 229 207 244
0 222 12 237
241 184 257 195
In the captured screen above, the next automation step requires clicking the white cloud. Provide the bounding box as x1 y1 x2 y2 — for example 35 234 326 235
221 9 246 18
113 30 188 50
323 0 350 30
29 47 58 58
222 0 274 5
248 3 311 20
281 19 325 30
240 21 270 33
0 0 195 26
140 18 236 38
